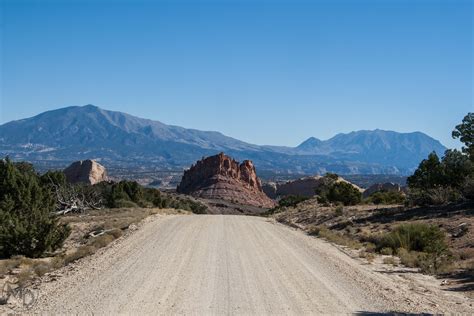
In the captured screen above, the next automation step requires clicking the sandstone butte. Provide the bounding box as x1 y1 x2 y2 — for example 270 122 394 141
177 153 276 208
64 159 108 185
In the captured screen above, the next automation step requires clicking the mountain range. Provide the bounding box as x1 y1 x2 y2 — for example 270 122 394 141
0 105 447 175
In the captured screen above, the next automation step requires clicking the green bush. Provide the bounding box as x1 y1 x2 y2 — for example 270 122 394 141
408 187 463 206
278 195 309 208
324 173 339 181
462 175 474 200
377 223 452 272
396 248 421 268
366 190 405 205
314 174 361 206
376 223 447 254
0 158 70 258
326 182 362 206
380 247 393 256
334 205 344 216
113 199 139 208
94 181 208 214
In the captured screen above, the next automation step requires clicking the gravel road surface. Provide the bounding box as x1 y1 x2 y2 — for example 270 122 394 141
27 215 473 314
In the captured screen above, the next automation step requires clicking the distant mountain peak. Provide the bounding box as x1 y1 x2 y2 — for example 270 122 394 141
297 137 322 149
0 105 448 175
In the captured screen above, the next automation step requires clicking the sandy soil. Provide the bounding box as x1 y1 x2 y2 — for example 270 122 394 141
11 215 474 314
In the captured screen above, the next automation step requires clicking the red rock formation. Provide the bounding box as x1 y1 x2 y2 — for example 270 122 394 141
64 160 108 185
177 153 275 208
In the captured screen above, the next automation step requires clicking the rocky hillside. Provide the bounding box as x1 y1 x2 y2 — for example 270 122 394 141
0 105 446 174
177 153 276 208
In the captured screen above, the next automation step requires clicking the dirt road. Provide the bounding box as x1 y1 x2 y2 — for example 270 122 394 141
28 215 473 314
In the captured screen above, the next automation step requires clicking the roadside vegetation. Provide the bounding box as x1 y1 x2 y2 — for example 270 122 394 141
364 190 405 205
407 112 473 206
274 113 474 279
262 195 309 216
0 159 207 289
0 159 70 259
372 223 451 274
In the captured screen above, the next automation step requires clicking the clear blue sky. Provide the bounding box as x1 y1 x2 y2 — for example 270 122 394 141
0 0 472 148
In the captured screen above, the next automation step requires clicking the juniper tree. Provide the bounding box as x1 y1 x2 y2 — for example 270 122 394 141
0 158 70 258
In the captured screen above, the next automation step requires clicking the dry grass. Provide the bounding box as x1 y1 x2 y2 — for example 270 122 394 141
458 248 474 260
383 257 397 265
0 259 21 275
397 248 421 268
308 225 362 250
16 268 34 286
63 246 95 265
359 251 376 263
380 247 394 256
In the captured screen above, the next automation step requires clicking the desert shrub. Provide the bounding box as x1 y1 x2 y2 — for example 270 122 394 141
380 247 393 256
309 226 362 249
64 246 95 265
383 257 397 265
334 205 344 216
359 251 375 263
88 234 115 249
462 175 474 200
377 223 451 273
468 261 474 272
16 268 34 285
307 225 321 236
376 223 447 253
93 181 207 214
0 158 70 259
408 187 463 206
278 195 309 208
112 199 139 209
316 176 361 206
396 246 451 273
170 198 208 214
51 256 65 269
366 190 405 205
458 248 474 260
397 248 421 268
0 258 21 275
326 182 362 206
40 170 67 187
96 182 208 214
261 195 303 216
32 262 52 277
101 180 144 208
397 249 452 274
365 242 376 253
